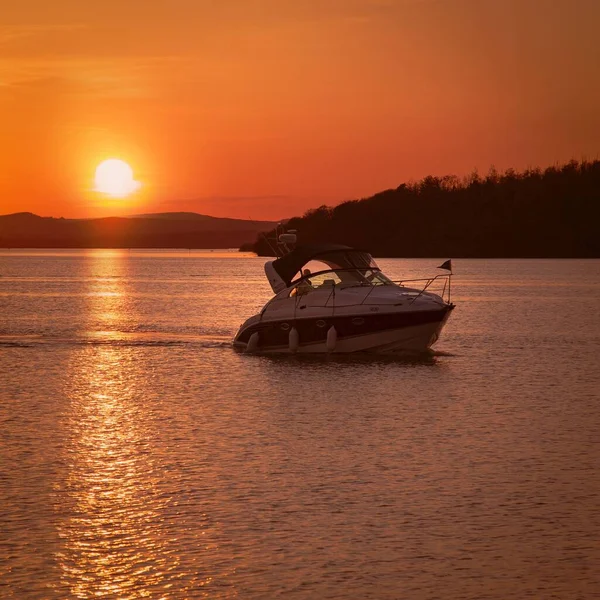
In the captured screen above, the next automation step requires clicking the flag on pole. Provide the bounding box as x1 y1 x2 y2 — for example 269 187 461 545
438 259 452 271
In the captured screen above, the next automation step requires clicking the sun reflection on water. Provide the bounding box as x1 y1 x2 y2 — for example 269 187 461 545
53 251 208 598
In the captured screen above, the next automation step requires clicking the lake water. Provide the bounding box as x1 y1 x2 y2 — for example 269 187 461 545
1 250 599 599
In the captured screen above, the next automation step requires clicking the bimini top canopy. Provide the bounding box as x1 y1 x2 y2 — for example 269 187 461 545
271 243 378 288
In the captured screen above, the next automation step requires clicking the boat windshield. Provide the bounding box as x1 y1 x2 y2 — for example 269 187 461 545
289 266 393 296
291 250 379 280
273 246 381 289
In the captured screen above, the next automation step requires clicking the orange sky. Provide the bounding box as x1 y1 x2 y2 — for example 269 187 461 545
1 0 599 220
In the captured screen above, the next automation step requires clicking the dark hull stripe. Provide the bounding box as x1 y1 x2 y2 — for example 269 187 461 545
235 306 453 348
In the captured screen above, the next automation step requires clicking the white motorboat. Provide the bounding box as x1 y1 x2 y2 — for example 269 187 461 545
234 233 454 354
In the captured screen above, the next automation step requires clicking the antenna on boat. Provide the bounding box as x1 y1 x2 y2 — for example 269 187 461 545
262 223 297 257
277 230 297 255
260 222 283 257
261 231 279 257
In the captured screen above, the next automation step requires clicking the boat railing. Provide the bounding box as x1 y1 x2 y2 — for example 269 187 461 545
351 273 451 307
258 273 452 320
289 274 452 316
390 274 452 305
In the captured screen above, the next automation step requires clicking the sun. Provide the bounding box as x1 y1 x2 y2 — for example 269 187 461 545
94 159 141 197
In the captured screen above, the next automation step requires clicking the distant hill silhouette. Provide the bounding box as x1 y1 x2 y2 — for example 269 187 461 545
0 212 275 248
130 212 222 221
248 160 600 258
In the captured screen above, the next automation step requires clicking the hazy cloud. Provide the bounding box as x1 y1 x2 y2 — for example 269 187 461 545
0 24 86 44
0 55 189 98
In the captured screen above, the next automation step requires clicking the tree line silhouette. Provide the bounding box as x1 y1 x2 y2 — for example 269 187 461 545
247 160 599 257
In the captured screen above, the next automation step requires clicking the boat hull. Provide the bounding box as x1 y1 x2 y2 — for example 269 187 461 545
234 305 453 354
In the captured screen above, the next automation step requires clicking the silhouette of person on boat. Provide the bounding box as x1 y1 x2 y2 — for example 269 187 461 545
295 268 313 295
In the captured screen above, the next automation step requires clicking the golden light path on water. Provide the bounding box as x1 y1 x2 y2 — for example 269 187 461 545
52 251 218 599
